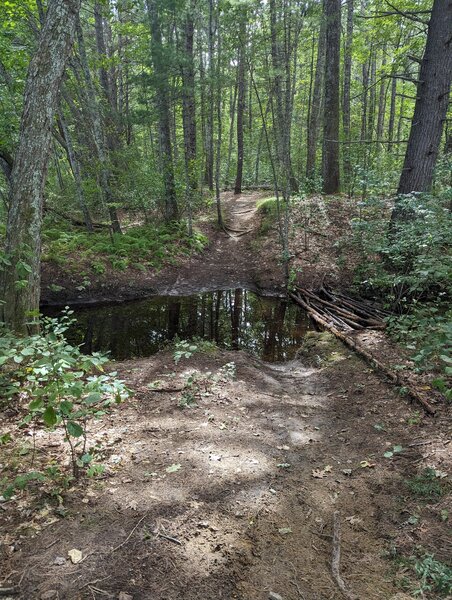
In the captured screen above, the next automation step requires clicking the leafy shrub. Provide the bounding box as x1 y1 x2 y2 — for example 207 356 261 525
350 192 451 391
0 309 130 489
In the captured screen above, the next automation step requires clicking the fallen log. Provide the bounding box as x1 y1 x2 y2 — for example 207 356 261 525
320 286 389 321
290 292 436 415
45 207 110 230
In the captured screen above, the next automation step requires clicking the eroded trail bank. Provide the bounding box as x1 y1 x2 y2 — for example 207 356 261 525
2 335 450 599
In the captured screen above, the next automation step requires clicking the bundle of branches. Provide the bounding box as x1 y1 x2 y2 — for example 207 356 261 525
289 286 436 415
290 286 388 332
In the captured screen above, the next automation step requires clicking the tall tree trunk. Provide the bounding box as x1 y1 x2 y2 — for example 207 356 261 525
1 0 81 332
387 72 397 150
56 106 93 231
181 0 197 191
94 2 122 233
396 0 452 197
342 0 353 187
225 82 237 187
234 15 246 195
361 60 369 141
75 19 122 233
376 49 387 141
367 50 377 141
322 0 341 194
306 19 325 180
146 0 178 221
198 34 207 189
215 6 223 226
205 0 215 190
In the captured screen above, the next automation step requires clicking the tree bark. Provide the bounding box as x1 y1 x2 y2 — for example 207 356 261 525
387 73 397 150
396 0 452 197
225 82 237 187
322 0 341 194
376 49 388 141
75 18 122 233
306 19 325 180
146 0 178 221
234 14 246 195
181 0 197 191
205 0 215 190
56 106 93 232
1 0 81 332
342 0 353 186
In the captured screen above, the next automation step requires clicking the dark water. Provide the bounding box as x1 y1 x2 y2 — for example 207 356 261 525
55 289 311 362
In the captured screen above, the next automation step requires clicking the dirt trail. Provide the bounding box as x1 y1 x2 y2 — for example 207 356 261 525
151 191 281 296
3 339 450 600
41 191 283 306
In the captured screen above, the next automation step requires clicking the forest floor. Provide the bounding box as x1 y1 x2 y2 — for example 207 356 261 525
1 193 451 600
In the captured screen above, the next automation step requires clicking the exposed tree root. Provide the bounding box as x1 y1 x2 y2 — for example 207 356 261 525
331 511 358 600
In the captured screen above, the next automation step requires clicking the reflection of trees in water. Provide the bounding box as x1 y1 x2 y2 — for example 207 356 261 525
231 288 243 350
62 290 311 361
167 299 181 340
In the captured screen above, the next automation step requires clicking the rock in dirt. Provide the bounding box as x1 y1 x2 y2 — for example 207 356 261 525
269 593 283 600
118 593 133 600
53 556 66 565
67 548 83 564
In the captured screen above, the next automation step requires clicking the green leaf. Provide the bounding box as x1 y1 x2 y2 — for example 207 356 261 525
29 398 44 411
84 392 102 405
20 346 35 356
166 463 181 473
60 400 73 416
66 421 84 438
43 406 57 427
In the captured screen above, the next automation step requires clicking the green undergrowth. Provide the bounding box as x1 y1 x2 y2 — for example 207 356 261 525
406 467 451 501
41 222 208 274
0 310 130 499
393 550 452 598
349 191 452 398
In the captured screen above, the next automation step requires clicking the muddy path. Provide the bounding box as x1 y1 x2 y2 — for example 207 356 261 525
41 192 283 307
150 192 281 296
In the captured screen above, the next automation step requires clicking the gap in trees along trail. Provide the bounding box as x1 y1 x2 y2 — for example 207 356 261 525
1 0 451 598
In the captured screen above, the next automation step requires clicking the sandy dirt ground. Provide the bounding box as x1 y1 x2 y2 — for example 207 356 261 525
1 193 450 600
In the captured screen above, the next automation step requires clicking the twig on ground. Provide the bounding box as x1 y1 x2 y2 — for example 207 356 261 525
81 576 111 590
153 530 183 545
0 587 19 596
111 513 148 553
290 579 305 598
331 511 358 600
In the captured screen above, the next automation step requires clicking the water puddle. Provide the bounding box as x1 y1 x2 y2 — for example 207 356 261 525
54 289 312 362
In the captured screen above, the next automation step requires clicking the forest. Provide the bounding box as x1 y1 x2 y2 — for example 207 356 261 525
0 0 451 599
